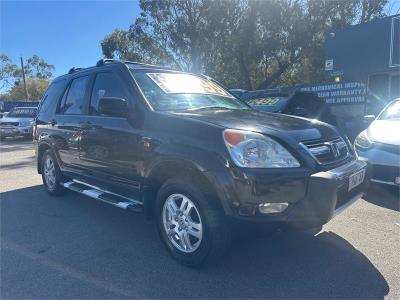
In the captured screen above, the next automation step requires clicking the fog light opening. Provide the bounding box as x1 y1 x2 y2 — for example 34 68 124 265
259 202 289 214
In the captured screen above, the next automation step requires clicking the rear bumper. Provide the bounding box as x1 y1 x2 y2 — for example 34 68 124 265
210 159 368 229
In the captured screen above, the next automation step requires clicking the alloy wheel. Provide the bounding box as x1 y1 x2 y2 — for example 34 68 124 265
162 193 203 253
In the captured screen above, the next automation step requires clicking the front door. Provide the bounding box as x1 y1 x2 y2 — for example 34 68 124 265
78 71 144 196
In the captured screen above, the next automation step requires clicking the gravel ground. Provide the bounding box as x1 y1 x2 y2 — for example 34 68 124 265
1 139 399 299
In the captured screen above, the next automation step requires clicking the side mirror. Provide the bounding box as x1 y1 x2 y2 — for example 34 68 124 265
98 97 128 118
363 115 375 124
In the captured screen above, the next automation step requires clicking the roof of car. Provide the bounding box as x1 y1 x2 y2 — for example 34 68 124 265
53 59 175 83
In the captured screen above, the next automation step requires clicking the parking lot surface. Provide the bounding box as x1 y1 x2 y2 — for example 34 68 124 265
1 140 399 299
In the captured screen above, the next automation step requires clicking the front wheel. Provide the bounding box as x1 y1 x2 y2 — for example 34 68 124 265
156 178 231 267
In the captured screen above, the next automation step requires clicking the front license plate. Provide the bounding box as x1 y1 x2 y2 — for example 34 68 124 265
348 169 366 191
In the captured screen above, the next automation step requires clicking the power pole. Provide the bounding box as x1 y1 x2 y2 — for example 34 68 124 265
20 56 29 100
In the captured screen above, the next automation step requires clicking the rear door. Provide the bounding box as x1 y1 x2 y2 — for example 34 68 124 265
54 74 92 171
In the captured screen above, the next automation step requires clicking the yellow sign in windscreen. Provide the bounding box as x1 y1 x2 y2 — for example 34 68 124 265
247 97 280 106
147 73 232 98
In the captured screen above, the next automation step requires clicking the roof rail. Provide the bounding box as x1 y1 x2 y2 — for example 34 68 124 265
95 58 169 69
95 58 119 67
68 67 84 74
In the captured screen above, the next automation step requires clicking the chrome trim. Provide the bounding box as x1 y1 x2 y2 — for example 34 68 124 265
82 189 103 198
61 180 143 210
300 137 350 165
72 179 142 205
370 178 400 186
308 145 331 156
327 159 367 179
334 192 363 217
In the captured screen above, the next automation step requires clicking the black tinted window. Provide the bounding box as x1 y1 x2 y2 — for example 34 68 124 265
60 76 90 115
38 79 67 119
90 72 129 115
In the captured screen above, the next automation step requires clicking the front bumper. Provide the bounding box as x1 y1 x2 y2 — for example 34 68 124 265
211 159 368 229
0 126 32 137
356 146 400 186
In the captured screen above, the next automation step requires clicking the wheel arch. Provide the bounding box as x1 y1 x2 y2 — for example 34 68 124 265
143 159 222 219
37 142 52 174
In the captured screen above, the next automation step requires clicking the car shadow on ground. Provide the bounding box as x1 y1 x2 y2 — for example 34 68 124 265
1 185 389 299
0 155 36 170
364 183 399 211
0 139 33 154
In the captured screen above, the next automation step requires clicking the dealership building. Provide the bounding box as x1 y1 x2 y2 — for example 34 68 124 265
279 14 400 137
324 14 399 110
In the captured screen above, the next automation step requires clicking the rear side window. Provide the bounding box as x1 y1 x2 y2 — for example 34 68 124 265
90 72 129 115
59 76 90 115
38 79 67 120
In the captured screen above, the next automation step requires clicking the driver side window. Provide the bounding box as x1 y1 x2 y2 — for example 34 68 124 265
90 72 130 115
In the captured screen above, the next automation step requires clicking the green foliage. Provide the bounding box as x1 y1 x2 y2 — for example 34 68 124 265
101 0 388 89
0 77 50 101
25 55 55 79
0 55 18 90
0 54 54 100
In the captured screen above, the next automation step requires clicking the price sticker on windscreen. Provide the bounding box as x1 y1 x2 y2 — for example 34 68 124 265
147 73 233 98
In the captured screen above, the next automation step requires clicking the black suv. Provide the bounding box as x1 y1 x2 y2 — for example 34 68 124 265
34 59 368 266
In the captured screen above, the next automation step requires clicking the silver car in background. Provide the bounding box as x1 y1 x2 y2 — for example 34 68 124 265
0 107 38 140
354 99 400 187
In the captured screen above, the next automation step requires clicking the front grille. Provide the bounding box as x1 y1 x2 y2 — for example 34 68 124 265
301 137 350 166
0 122 19 127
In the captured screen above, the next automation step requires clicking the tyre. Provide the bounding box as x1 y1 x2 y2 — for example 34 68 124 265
156 178 231 267
41 149 65 196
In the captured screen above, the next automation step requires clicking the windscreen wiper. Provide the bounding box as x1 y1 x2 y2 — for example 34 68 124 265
187 106 231 111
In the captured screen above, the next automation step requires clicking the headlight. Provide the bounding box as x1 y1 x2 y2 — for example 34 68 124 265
354 130 373 149
223 129 300 168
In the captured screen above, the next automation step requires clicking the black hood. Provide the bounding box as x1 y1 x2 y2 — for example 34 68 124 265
173 109 338 142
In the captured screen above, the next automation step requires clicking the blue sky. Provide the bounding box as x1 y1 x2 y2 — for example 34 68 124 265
1 0 140 76
1 0 400 79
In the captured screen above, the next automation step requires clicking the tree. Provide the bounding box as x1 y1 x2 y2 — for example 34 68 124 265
0 77 49 100
24 55 55 79
0 54 18 90
0 55 54 100
101 0 389 89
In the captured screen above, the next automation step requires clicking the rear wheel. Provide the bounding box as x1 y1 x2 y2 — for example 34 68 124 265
156 178 231 267
41 150 64 195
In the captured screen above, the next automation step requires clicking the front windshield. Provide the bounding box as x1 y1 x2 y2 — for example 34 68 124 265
379 100 400 120
131 70 249 112
8 107 37 118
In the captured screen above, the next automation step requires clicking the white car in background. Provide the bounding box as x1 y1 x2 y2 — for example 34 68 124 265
355 99 400 187
0 107 38 140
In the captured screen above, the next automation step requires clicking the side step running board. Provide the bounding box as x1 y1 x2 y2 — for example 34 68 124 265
62 180 143 212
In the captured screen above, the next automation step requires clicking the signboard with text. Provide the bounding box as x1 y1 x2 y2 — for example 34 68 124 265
298 82 367 105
